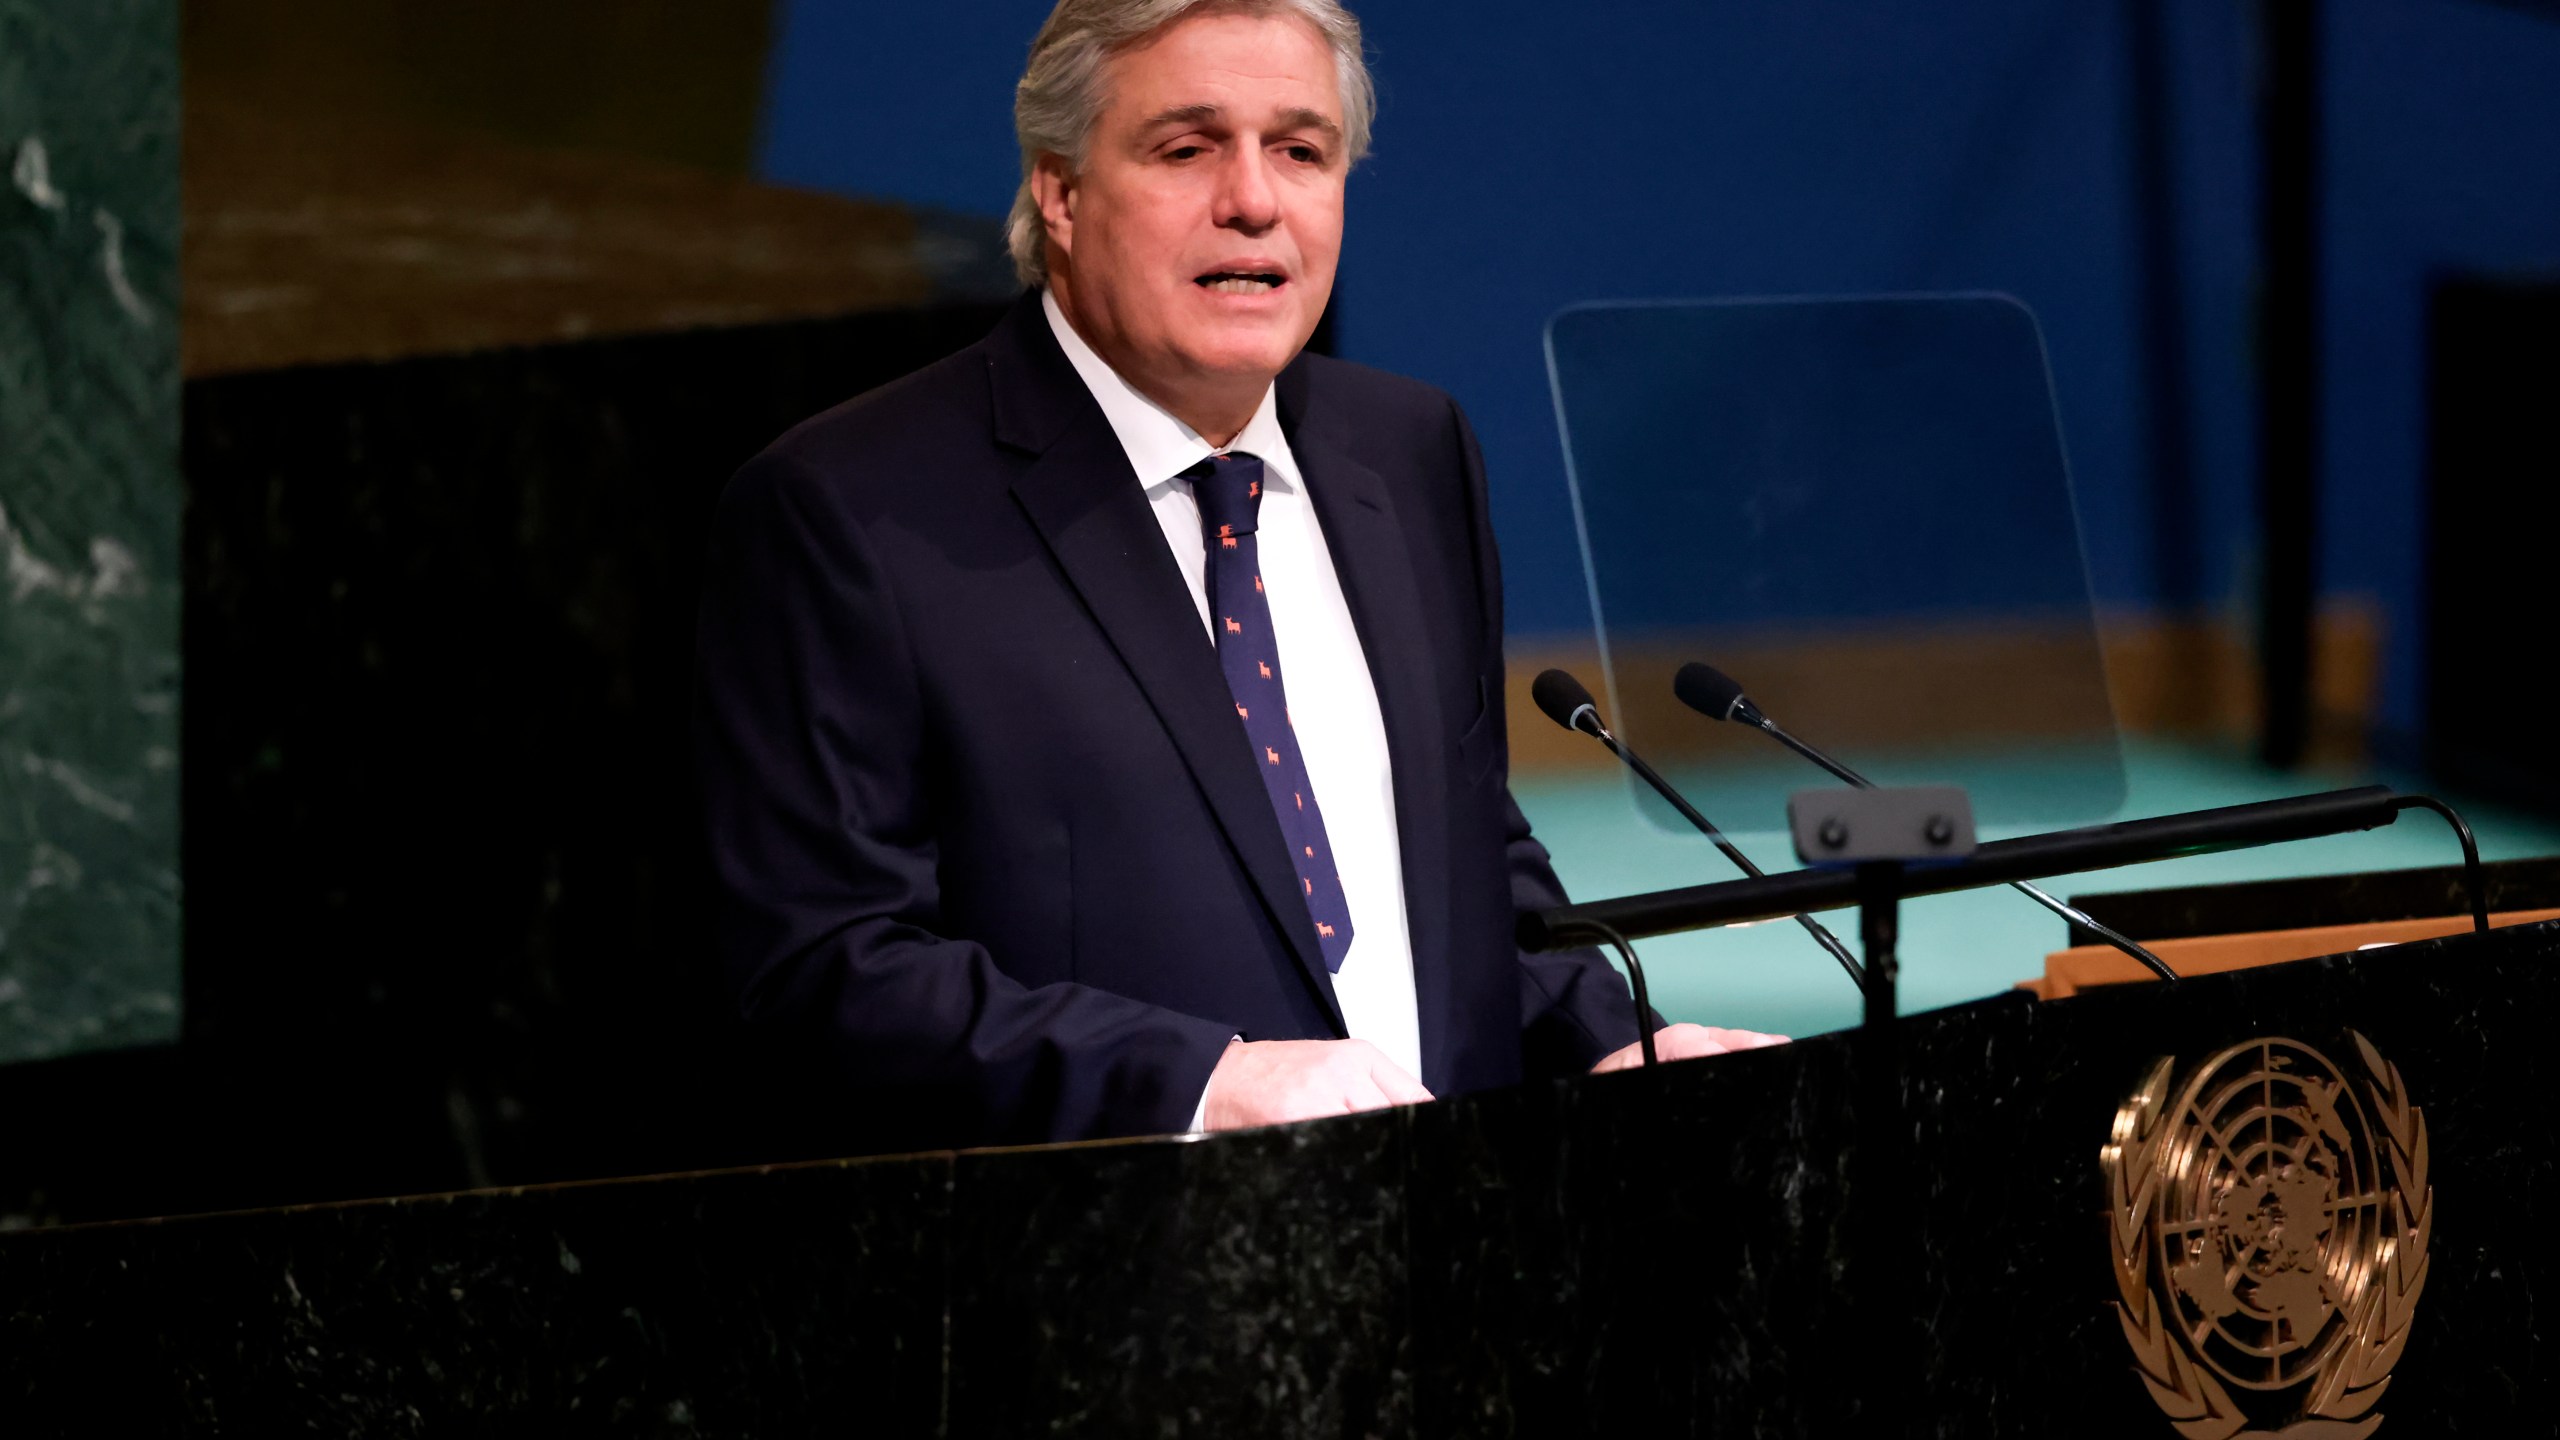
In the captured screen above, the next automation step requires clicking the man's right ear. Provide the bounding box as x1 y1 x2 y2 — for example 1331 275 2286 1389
1031 153 1077 261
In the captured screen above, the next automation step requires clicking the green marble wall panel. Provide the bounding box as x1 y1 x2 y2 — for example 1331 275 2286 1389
0 0 181 1061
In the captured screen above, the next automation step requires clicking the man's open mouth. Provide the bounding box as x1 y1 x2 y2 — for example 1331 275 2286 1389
1196 272 1286 295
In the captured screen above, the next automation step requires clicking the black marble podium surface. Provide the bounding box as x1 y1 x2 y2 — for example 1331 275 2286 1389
5 924 2551 1438
0 0 182 1066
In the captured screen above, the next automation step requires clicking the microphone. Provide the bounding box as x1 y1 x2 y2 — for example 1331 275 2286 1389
1531 668 1609 740
1528 671 1662 1066
1672 662 2181 982
1532 669 1866 990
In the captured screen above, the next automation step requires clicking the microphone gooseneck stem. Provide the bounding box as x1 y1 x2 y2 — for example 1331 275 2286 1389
1604 731 1766 878
2393 794 2491 933
2009 882 2180 983
1587 919 1658 1069
1592 726 1868 990
1755 715 1869 788
1757 716 2182 983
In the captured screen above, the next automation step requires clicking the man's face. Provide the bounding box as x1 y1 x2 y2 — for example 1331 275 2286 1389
1039 11 1347 406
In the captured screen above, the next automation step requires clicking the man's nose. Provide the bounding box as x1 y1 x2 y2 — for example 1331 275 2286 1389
1213 146 1281 233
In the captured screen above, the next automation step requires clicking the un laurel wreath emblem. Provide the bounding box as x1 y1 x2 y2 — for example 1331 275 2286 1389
2102 1033 2432 1440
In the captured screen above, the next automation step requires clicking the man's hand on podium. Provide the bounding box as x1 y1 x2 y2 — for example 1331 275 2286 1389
1590 1024 1790 1074
1201 1038 1435 1130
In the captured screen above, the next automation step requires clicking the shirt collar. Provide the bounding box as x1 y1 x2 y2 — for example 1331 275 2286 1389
1043 287 1296 494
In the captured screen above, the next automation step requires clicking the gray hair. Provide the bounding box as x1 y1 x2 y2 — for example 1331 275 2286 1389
1006 0 1375 287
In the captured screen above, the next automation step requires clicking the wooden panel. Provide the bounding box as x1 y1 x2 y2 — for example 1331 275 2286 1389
2019 907 2560 999
1504 603 2386 778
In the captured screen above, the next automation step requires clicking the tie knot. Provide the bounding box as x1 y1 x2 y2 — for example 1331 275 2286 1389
1189 450 1266 543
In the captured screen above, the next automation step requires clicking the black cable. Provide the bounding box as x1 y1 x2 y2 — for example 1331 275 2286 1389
2393 794 2491 933
1587 920 1657 1070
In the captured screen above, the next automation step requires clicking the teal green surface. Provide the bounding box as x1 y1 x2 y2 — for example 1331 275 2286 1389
0 0 182 1061
1515 738 2560 1041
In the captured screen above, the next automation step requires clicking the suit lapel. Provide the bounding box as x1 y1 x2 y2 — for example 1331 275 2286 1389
991 301 1344 1033
1283 376 1461 1091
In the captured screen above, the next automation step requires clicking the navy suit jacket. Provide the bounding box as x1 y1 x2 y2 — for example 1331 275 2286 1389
695 293 1639 1151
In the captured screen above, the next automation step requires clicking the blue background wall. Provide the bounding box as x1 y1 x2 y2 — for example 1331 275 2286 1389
756 0 2560 750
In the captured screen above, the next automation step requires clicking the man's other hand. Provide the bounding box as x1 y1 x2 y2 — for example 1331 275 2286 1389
1201 1039 1434 1131
1590 1023 1790 1074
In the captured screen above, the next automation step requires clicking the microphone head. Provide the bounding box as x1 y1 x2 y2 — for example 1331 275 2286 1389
1673 662 1751 722
1530 669 1601 734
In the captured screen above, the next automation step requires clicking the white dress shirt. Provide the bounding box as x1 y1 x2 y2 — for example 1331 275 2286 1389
1041 291 1424 1121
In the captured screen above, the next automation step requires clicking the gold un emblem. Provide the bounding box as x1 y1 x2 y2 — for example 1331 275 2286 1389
2103 1033 2432 1440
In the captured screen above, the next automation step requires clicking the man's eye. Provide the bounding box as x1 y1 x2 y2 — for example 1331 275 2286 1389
1285 145 1321 163
1166 145 1205 160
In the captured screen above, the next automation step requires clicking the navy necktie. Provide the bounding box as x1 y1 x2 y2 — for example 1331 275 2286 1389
1187 452 1355 972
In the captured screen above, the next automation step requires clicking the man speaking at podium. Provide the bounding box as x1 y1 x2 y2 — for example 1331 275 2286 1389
697 0 1777 1151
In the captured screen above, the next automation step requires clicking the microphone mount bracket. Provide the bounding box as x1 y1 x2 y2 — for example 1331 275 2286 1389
1787 784 1981 1044
1789 786 1977 868
1522 785 2410 955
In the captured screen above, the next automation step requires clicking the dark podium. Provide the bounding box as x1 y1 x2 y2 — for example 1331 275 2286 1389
5 904 2550 1437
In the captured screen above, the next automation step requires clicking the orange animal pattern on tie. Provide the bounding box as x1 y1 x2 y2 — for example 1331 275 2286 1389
1193 448 1353 974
